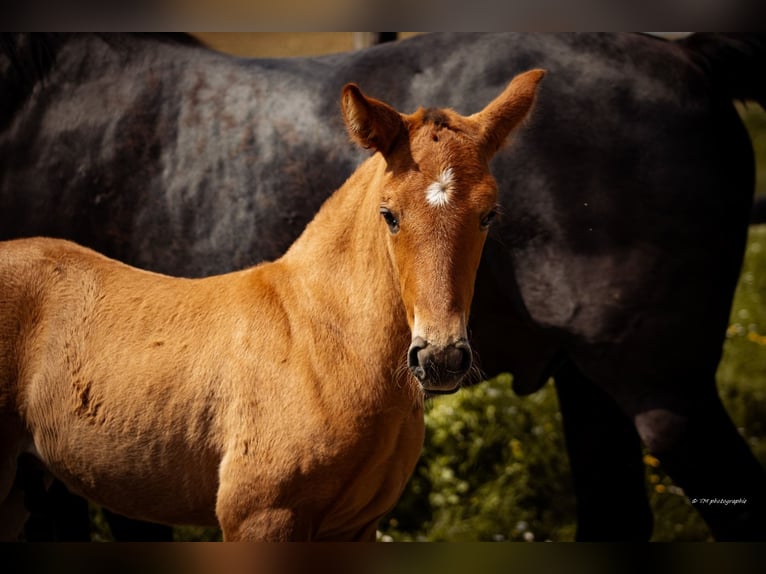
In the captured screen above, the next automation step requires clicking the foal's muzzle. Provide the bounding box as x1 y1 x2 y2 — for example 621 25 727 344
407 336 472 393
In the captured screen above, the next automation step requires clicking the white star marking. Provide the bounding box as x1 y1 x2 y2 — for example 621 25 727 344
425 167 454 207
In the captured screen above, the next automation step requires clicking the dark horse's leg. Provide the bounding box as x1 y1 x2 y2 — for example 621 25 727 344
23 479 91 541
633 379 766 541
23 479 173 541
17 456 90 541
103 508 173 541
554 359 652 541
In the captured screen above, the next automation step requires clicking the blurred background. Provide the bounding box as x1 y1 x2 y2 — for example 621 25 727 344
193 32 420 56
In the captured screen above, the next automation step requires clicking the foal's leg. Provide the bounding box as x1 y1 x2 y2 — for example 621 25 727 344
554 360 652 541
216 462 311 541
217 497 308 542
633 380 766 541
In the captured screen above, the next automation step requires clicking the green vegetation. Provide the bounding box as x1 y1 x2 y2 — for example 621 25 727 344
739 103 766 198
379 376 576 542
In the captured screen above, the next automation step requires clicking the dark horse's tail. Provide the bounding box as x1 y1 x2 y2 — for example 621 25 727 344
679 33 766 108
679 34 766 223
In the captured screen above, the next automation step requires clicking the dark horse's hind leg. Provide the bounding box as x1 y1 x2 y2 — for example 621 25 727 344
634 380 766 541
554 359 652 541
23 478 90 541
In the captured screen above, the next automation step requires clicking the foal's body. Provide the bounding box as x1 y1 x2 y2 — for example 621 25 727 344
2 223 419 538
0 72 543 540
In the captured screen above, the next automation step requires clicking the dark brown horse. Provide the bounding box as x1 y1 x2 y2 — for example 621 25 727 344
1 32 765 540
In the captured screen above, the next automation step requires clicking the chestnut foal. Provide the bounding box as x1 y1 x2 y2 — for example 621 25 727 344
0 70 544 540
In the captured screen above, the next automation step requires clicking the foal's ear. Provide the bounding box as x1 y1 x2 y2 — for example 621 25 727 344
471 69 546 159
341 83 405 156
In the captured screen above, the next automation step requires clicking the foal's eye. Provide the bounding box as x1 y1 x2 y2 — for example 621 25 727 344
379 207 400 234
480 208 499 230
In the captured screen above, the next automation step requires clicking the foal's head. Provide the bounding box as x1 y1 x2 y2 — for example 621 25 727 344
341 70 545 393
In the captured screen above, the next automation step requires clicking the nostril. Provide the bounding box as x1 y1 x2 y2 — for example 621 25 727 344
408 337 427 381
445 342 472 373
459 345 472 372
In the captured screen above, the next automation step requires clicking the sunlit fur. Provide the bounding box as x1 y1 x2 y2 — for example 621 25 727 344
0 70 544 541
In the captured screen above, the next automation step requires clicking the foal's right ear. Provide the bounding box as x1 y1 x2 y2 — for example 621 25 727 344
341 83 405 156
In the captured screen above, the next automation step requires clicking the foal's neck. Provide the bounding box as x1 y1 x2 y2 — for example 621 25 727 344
278 155 412 386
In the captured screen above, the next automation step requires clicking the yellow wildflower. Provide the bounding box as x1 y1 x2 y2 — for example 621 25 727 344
643 454 661 468
510 438 523 459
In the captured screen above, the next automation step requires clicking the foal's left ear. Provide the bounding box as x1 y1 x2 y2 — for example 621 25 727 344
471 69 546 159
341 83 406 156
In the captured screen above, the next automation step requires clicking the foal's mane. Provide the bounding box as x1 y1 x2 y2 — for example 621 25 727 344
412 107 473 139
